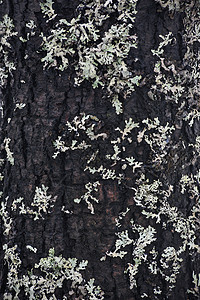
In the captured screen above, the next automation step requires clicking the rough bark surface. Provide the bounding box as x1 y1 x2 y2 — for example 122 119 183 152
0 0 200 299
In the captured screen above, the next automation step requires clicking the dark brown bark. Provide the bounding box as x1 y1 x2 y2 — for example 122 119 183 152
0 0 200 299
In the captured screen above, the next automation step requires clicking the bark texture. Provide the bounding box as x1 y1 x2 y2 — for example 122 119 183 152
0 0 200 299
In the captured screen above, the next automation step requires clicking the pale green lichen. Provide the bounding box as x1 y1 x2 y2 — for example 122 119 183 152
40 0 57 21
184 109 200 127
85 164 123 182
85 278 104 300
19 20 36 43
26 245 38 253
74 181 100 214
103 167 200 292
4 138 14 165
0 197 13 236
150 32 184 103
155 0 181 11
126 223 157 288
188 272 200 296
0 193 104 299
106 230 133 259
138 118 175 165
116 118 139 140
1 1 200 298
18 185 57 220
40 0 141 114
53 136 91 159
3 244 22 299
15 103 26 110
0 15 17 87
3 247 104 299
103 222 157 287
115 208 130 228
148 247 159 275
53 114 106 158
160 246 183 289
189 136 200 155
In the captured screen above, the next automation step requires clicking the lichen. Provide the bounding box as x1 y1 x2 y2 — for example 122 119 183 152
4 138 14 165
155 0 181 11
73 181 100 214
40 0 141 114
0 15 17 88
3 247 104 299
18 185 57 220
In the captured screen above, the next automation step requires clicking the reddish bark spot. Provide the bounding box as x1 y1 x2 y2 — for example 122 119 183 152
106 184 119 202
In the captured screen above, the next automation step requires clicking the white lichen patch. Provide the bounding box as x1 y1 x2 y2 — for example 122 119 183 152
150 32 184 103
74 181 100 214
188 272 200 296
106 230 133 259
4 138 14 165
160 246 183 289
40 0 141 113
0 197 13 236
116 118 139 140
155 0 181 11
3 246 104 299
3 244 22 298
15 103 26 110
138 118 175 165
18 185 57 220
40 0 57 21
26 245 38 253
0 15 17 87
126 223 157 288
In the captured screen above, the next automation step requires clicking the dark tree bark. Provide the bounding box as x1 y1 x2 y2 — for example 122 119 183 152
0 0 200 299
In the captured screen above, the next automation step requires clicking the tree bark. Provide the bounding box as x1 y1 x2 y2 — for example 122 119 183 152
0 0 200 299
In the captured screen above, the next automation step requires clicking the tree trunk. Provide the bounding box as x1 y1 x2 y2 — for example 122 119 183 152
0 0 200 299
